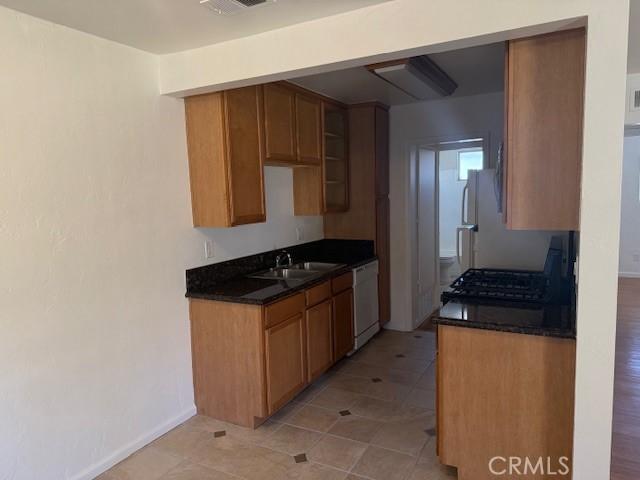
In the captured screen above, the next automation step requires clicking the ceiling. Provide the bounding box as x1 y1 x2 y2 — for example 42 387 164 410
0 0 390 54
291 43 506 106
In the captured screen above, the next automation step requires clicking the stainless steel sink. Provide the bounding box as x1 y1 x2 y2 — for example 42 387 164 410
247 262 344 281
247 268 319 280
290 262 344 271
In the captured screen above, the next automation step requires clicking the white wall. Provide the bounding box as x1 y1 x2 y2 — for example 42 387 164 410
195 167 323 264
0 7 322 480
619 133 640 277
389 93 504 331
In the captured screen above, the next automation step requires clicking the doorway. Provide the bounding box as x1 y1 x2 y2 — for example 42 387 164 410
411 136 487 329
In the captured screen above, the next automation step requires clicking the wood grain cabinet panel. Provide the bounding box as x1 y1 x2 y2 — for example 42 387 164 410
265 292 305 329
265 312 307 414
305 281 332 307
305 299 333 382
437 325 575 480
333 288 354 361
263 83 297 165
324 103 390 326
296 93 323 164
189 300 267 427
185 87 266 228
505 28 585 230
375 105 390 197
331 272 353 295
225 88 267 225
376 196 391 325
190 273 357 427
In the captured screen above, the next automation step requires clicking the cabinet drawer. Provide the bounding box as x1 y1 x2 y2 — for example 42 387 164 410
331 272 353 295
265 293 305 328
305 281 331 307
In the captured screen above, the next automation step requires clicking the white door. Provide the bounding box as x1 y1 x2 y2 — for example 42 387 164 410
415 148 438 327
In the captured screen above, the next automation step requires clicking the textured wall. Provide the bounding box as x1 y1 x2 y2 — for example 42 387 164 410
0 7 321 480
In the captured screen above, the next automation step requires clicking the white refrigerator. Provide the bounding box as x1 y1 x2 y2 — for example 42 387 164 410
458 169 564 272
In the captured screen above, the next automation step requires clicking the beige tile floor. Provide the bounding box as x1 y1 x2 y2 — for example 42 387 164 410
97 330 457 480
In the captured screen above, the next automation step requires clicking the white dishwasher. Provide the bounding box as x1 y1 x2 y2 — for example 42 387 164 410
351 260 380 352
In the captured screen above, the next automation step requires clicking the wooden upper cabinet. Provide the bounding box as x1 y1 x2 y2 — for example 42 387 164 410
505 28 585 230
263 83 298 165
296 93 323 164
185 86 266 228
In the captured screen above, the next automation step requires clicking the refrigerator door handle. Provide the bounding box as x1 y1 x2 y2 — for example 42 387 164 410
461 184 469 225
457 225 478 270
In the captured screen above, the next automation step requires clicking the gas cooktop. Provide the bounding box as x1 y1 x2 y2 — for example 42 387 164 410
441 268 551 304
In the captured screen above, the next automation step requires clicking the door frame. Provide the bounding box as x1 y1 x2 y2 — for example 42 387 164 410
408 131 491 328
414 146 440 329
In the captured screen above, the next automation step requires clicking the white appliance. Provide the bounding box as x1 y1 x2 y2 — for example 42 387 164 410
351 260 379 352
457 169 564 272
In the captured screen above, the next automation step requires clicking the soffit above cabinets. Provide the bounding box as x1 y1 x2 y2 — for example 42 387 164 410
291 42 506 106
0 0 391 54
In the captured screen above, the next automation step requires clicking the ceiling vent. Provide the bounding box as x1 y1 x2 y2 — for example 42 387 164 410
200 0 271 15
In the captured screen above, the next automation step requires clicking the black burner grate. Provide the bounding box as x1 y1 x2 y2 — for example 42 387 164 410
443 268 550 303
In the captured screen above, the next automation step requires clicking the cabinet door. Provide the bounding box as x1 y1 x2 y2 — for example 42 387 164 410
296 93 322 164
505 28 584 230
263 83 297 164
306 299 333 381
376 196 391 325
265 313 307 414
224 87 266 226
333 289 354 361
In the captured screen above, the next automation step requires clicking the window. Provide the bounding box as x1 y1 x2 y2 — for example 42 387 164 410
457 149 484 181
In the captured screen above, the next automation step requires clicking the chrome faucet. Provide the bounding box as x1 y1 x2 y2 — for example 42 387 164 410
275 250 293 268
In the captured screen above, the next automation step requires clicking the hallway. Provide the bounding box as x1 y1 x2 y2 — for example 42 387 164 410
611 278 640 479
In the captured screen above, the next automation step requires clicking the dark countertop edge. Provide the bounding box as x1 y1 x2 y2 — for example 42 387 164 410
433 316 576 340
186 256 378 305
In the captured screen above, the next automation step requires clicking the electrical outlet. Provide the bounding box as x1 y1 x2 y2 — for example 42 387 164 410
296 227 303 241
204 240 215 259
633 254 640 263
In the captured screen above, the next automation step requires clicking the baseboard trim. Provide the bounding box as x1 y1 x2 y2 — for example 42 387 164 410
619 271 640 278
70 405 196 480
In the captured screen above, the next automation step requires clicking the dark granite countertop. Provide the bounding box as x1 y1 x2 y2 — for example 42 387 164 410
185 239 376 305
433 300 576 339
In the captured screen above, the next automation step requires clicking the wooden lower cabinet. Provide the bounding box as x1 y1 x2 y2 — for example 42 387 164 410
437 325 576 480
190 276 354 428
333 288 354 361
305 299 333 382
265 312 307 414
